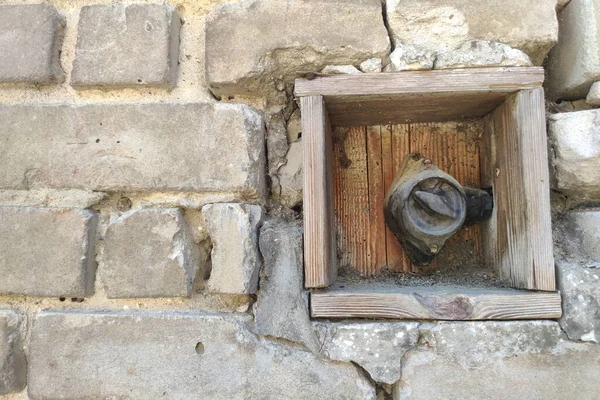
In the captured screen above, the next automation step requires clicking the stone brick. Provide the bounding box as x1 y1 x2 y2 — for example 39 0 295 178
0 206 96 297
547 0 600 101
276 139 303 208
28 311 375 399
71 4 180 88
315 322 419 385
253 220 319 351
394 321 600 399
587 81 600 105
548 109 600 198
0 4 64 84
0 103 265 199
557 261 600 343
0 311 26 395
202 204 262 294
385 0 557 65
434 41 532 69
558 210 600 262
102 208 202 298
205 0 390 96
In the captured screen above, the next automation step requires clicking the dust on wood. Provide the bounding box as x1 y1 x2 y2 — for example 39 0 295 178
332 120 484 278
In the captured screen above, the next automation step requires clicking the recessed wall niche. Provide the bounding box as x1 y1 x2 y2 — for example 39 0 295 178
296 68 561 321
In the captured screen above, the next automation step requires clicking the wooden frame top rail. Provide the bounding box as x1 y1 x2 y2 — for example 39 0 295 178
294 67 544 98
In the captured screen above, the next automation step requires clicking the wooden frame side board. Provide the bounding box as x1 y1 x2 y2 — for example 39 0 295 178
298 68 558 320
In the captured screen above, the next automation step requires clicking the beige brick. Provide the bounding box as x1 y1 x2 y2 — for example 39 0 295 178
0 103 265 199
71 4 180 88
0 4 64 83
0 206 97 297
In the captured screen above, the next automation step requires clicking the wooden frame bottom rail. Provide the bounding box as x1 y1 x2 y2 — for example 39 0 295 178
311 288 562 320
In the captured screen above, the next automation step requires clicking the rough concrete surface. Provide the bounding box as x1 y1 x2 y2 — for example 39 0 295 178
557 261 600 343
202 203 263 294
385 0 557 65
548 109 600 198
0 311 26 395
315 321 420 385
102 208 201 298
546 0 600 100
394 321 600 399
0 206 96 297
28 311 375 400
72 4 180 88
0 4 65 83
205 0 390 96
0 103 265 198
253 220 319 351
434 40 532 69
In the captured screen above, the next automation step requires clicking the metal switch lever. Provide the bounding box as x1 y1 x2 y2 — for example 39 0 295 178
384 153 493 266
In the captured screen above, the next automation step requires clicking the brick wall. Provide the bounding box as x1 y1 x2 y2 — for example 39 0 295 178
0 1 598 399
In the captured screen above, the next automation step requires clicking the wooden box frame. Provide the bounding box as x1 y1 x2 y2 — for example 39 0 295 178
296 67 562 320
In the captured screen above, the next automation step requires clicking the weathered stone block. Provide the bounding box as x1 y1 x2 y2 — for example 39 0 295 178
253 220 318 351
359 58 382 73
558 210 600 261
277 139 303 208
394 321 600 399
71 4 180 88
321 65 362 75
0 311 26 395
0 206 96 297
548 109 600 197
29 311 375 399
434 41 532 69
385 0 557 65
557 261 600 343
315 322 419 385
547 0 600 101
202 204 262 294
102 208 201 298
0 103 265 199
0 4 64 83
205 0 390 96
587 81 600 105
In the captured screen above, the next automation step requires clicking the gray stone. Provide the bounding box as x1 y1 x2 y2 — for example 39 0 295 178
547 0 600 101
359 58 382 73
587 81 600 105
202 203 262 294
385 0 557 65
0 311 26 395
548 109 600 198
321 65 362 75
286 108 302 143
102 208 202 298
0 4 64 84
28 311 375 400
71 4 180 88
266 112 288 175
276 139 303 208
0 103 265 199
383 44 434 72
434 41 532 69
315 322 419 384
557 0 574 11
557 261 600 343
205 0 390 96
254 220 319 351
0 206 96 297
394 321 600 400
558 210 600 262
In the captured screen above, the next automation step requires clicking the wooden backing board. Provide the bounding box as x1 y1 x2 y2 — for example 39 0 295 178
295 68 545 126
482 88 555 291
311 288 562 320
333 121 482 276
302 96 337 288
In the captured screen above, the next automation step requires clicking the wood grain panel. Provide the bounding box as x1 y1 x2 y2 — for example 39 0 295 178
302 96 336 288
311 288 562 320
366 126 387 276
485 89 555 291
333 127 369 274
385 124 411 272
295 67 545 97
